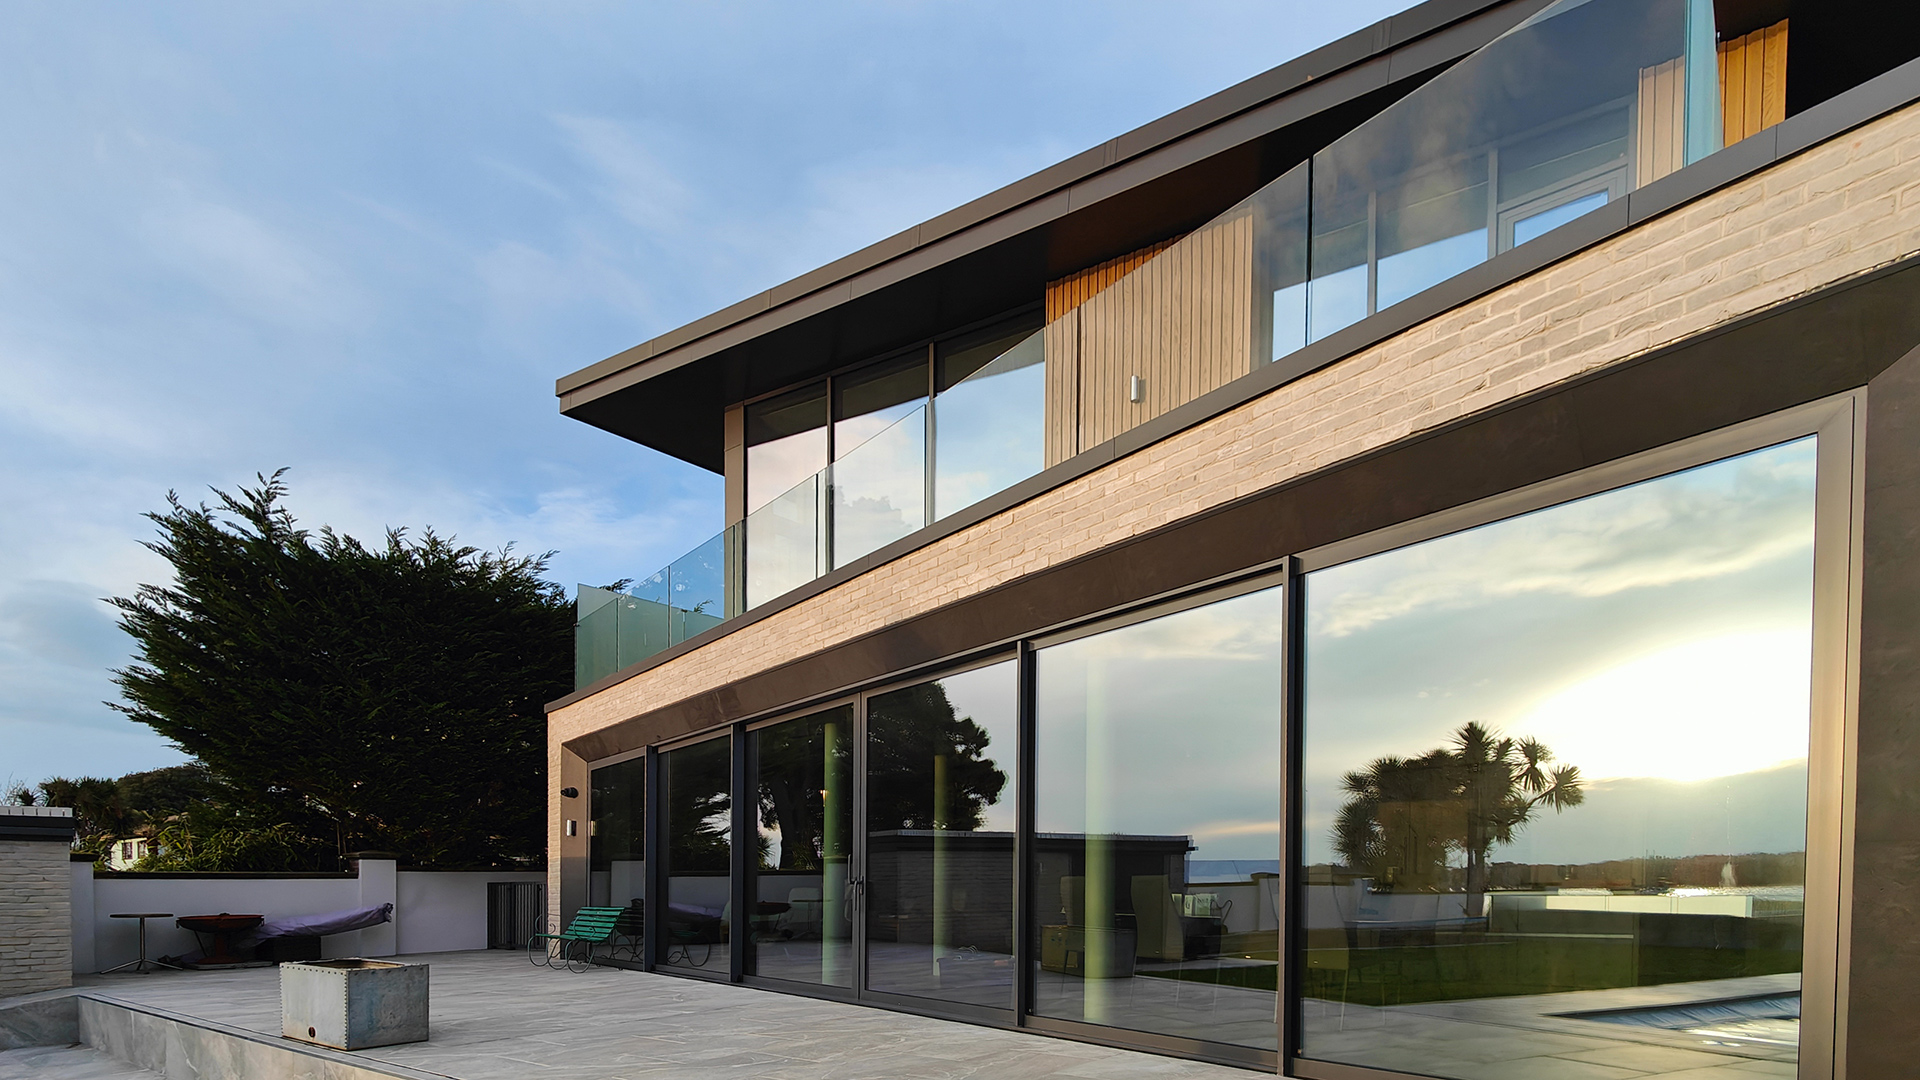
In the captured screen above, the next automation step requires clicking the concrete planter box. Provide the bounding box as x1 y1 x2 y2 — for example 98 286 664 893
280 958 428 1049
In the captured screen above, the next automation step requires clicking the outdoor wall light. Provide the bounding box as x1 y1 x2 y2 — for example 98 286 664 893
560 786 579 798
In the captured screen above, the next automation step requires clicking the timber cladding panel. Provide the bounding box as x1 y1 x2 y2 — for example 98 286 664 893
553 99 1920 763
1042 238 1177 467
1720 20 1789 146
1042 216 1256 465
1636 56 1688 188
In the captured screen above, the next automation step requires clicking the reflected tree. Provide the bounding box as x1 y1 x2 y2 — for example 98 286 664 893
756 714 851 870
867 681 1006 832
666 745 731 873
1334 722 1583 905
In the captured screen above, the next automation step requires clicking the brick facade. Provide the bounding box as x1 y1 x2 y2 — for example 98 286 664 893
0 837 74 997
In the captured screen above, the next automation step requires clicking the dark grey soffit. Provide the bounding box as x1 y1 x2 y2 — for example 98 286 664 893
546 54 1920 726
555 0 1551 472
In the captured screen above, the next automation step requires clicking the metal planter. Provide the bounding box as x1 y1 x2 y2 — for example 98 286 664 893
280 958 429 1050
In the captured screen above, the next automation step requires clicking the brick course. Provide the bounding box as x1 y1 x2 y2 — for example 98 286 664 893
0 839 73 996
549 101 1920 893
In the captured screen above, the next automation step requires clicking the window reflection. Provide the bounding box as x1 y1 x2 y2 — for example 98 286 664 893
1305 0 1688 343
1033 588 1284 1050
746 385 829 606
934 328 1045 518
658 736 732 973
1299 438 1815 1079
588 758 645 961
832 357 928 568
866 662 1018 1009
747 706 854 987
746 384 828 515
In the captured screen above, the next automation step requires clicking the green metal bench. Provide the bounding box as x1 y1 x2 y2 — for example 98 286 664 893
528 906 626 972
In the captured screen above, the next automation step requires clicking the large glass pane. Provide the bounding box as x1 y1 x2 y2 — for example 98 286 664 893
1375 154 1490 311
745 472 823 608
1033 587 1285 1050
588 757 645 960
1308 0 1700 341
659 736 732 974
832 356 929 568
933 326 1045 519
866 662 1019 1009
747 383 828 516
624 569 673 666
747 706 854 987
574 585 622 688
835 355 927 452
831 405 926 568
666 530 727 645
1255 161 1312 361
1299 438 1815 1079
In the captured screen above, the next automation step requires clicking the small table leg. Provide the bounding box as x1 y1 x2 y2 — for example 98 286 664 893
101 915 185 974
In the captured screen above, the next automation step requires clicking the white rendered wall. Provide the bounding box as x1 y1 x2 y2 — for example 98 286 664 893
78 866 545 972
87 875 361 971
394 871 544 954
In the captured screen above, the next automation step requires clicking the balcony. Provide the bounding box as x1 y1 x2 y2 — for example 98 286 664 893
578 0 1738 689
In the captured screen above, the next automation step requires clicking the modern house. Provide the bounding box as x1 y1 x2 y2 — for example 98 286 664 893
546 0 1920 1076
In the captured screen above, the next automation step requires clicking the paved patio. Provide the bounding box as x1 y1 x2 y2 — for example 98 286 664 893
65 950 1252 1080
1 950 1806 1080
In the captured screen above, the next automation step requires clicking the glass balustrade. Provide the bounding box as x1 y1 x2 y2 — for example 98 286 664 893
577 332 1047 688
935 328 1046 518
1303 0 1714 345
746 472 826 611
578 0 1728 689
831 404 927 569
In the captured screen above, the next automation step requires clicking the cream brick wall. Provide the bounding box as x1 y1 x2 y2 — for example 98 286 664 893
552 102 1920 782
0 839 73 996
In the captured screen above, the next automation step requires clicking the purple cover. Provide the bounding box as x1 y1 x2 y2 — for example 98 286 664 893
237 902 393 948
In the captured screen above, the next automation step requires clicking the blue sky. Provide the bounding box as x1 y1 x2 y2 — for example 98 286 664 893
0 2 1409 788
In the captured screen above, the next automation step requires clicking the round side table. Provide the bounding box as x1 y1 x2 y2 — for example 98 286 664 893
102 913 183 974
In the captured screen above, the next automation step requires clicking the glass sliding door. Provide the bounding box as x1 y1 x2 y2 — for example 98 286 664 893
1032 587 1286 1051
1298 438 1817 1079
588 756 646 917
865 660 1019 1010
747 705 854 987
657 735 733 974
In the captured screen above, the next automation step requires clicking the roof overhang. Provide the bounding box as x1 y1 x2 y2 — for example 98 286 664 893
556 0 1553 472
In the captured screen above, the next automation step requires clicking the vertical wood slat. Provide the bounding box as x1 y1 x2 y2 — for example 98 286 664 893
1066 210 1256 450
1637 56 1687 188
1042 238 1178 465
1718 20 1789 146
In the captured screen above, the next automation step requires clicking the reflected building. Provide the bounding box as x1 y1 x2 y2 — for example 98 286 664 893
551 0 1920 1075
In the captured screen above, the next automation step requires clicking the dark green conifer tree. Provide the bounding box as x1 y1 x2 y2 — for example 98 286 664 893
110 471 572 868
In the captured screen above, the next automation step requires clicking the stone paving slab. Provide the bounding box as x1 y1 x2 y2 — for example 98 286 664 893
76 950 1258 1080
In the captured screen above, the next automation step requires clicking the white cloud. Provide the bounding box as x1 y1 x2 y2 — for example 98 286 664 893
555 114 696 238
1312 440 1818 638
